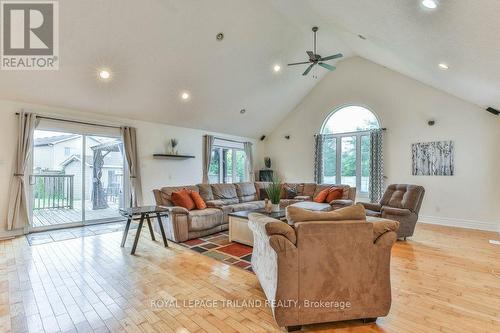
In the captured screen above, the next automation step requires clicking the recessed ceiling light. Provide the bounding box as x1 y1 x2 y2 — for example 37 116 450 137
438 63 449 70
98 69 111 80
181 92 190 100
358 34 367 40
273 64 281 72
240 109 246 114
422 0 438 9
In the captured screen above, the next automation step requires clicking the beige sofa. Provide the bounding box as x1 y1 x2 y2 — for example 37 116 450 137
153 181 356 242
248 205 399 331
153 182 267 242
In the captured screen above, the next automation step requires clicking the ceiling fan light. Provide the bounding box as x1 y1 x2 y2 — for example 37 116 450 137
273 64 281 72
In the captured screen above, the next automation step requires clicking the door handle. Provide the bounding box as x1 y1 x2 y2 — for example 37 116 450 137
29 175 35 185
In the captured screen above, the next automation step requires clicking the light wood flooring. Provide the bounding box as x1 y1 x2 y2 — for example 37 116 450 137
0 223 499 333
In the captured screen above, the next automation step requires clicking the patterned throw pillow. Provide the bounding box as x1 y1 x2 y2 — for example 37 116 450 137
284 184 298 199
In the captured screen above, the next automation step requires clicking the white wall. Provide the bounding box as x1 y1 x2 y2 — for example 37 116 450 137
262 57 500 232
0 99 261 238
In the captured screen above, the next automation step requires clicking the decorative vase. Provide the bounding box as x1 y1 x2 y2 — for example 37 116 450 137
272 203 280 212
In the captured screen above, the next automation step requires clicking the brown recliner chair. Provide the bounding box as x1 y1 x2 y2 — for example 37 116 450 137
359 184 425 239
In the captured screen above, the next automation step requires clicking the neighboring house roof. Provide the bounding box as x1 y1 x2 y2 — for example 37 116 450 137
34 135 104 147
34 134 79 147
60 153 123 168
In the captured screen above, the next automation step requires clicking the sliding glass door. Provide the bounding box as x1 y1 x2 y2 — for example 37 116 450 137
30 127 126 231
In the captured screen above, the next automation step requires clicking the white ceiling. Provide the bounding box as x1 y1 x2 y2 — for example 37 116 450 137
0 0 499 138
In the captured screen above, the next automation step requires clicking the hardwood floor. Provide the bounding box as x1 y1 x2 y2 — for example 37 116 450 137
0 223 499 332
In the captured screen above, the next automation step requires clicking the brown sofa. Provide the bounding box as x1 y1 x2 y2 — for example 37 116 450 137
153 182 356 242
358 184 425 239
153 182 267 242
248 205 398 331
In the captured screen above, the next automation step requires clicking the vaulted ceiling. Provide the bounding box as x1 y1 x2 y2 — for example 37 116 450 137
0 0 498 138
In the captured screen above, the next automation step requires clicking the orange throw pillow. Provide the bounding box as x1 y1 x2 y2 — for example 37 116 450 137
326 187 343 203
190 191 207 210
171 189 196 210
313 188 330 203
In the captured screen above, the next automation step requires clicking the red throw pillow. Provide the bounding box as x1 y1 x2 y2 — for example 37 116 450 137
190 191 207 210
326 187 343 203
313 188 330 203
171 189 196 210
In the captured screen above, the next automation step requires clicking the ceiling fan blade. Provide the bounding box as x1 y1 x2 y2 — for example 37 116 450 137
319 53 343 61
306 51 315 60
287 61 311 66
318 62 336 71
302 64 315 76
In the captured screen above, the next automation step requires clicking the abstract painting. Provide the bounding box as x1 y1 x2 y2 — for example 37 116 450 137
412 141 454 176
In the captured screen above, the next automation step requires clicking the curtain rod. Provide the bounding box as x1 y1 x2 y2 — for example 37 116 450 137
206 135 248 144
15 112 122 129
315 128 387 137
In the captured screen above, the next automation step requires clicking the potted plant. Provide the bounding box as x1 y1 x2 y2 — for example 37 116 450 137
265 177 282 212
170 138 178 155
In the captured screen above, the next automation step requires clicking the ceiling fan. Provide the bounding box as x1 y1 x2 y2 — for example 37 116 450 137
288 26 343 76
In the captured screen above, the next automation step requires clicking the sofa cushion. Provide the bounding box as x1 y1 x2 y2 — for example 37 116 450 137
302 183 317 197
235 182 257 202
197 184 214 201
289 201 332 213
287 203 366 224
187 208 223 231
229 202 263 212
211 184 239 204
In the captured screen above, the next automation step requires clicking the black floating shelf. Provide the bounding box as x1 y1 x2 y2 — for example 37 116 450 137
153 154 195 159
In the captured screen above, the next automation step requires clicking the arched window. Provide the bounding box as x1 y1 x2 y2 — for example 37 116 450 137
320 105 380 194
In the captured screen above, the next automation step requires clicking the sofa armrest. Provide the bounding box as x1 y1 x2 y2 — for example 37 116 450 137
381 206 411 216
159 205 189 215
265 222 297 245
358 202 382 212
370 220 400 242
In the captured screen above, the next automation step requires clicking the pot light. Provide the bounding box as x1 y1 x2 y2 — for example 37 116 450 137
438 63 449 70
240 109 246 114
98 69 111 80
181 92 190 100
273 64 281 72
422 0 438 9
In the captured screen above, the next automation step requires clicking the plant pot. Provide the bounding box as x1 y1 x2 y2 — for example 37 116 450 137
272 203 280 212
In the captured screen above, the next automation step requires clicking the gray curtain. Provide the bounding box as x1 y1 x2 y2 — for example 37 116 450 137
7 111 38 231
243 142 254 182
314 134 325 183
121 126 143 207
202 135 215 183
369 129 384 202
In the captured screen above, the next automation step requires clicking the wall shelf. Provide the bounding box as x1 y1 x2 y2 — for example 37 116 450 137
153 154 195 159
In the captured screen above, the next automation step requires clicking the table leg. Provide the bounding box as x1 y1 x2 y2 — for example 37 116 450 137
146 214 156 241
131 214 145 255
121 217 132 247
156 213 168 247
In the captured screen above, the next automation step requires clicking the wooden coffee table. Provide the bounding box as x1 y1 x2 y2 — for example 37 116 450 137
228 209 286 246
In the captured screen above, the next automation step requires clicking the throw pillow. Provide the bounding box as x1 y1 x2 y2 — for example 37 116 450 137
313 188 330 203
190 191 207 210
326 187 343 203
284 184 298 199
171 189 196 210
259 188 269 200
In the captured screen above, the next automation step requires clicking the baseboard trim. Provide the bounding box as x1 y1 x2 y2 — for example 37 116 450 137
419 215 499 233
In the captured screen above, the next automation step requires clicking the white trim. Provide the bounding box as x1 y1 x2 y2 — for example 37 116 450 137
419 215 499 232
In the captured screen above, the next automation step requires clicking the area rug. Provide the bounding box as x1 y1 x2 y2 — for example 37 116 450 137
179 231 254 272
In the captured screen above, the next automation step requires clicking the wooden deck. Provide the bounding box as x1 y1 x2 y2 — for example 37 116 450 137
32 200 123 228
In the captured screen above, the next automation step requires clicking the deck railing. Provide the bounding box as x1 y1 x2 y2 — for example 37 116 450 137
33 175 74 210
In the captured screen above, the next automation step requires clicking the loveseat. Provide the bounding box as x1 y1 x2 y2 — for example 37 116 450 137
249 205 399 331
